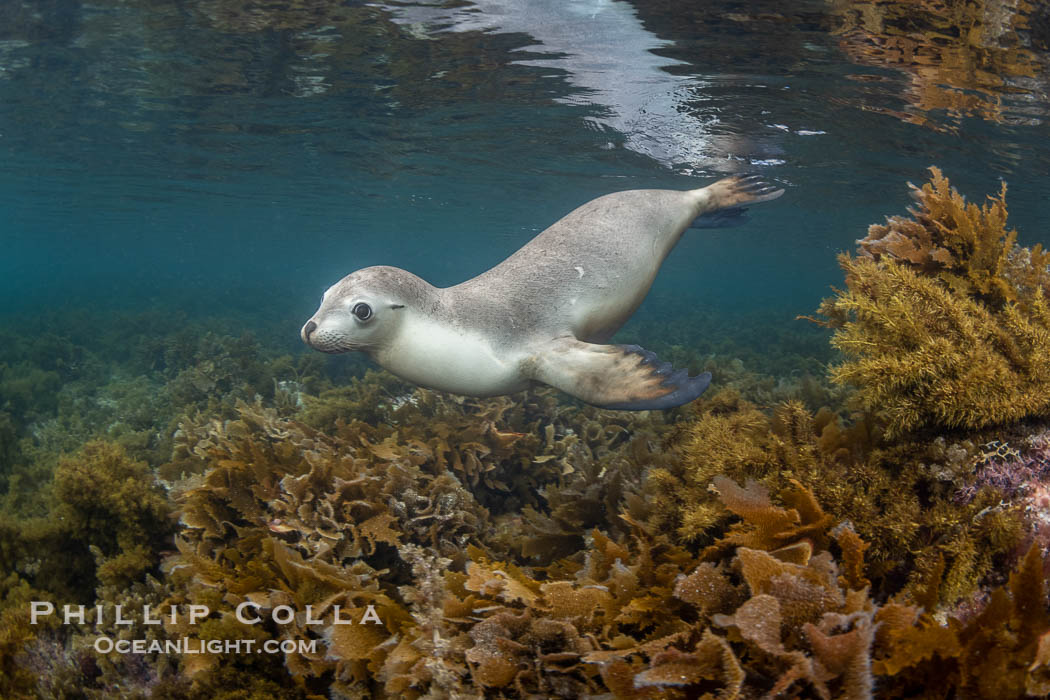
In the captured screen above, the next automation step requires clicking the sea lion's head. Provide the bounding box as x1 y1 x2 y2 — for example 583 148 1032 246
301 266 416 354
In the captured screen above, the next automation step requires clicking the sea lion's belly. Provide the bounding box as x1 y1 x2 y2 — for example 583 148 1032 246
374 312 529 396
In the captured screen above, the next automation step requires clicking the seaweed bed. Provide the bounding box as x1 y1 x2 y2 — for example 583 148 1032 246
2 170 1050 699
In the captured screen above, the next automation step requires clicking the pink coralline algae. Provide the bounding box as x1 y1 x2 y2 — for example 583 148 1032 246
954 429 1050 573
954 431 1050 506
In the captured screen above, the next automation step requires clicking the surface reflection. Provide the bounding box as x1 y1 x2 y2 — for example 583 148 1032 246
381 0 756 172
829 0 1050 128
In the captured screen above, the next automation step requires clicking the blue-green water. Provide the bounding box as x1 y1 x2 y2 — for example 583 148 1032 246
5 3 1050 697
3 0 1048 327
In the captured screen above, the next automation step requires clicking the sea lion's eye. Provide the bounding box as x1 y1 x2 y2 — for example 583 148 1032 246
352 302 373 321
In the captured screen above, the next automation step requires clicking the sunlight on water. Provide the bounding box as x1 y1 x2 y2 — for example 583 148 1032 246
385 0 755 171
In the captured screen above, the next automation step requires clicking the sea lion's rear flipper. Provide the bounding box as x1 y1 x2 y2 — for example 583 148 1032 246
697 174 785 211
525 337 711 410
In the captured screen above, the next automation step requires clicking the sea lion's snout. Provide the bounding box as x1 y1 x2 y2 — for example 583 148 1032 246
300 315 347 353
300 309 366 354
301 320 317 345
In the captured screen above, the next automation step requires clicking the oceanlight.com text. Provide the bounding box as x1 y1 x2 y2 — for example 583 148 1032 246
92 637 318 655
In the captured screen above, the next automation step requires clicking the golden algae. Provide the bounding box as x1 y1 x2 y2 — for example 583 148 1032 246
0 441 174 699
2 381 1043 698
816 167 1050 435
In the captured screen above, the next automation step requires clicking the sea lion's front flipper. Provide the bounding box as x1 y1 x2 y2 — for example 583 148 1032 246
524 337 711 410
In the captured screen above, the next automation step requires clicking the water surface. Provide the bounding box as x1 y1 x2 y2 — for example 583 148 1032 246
1 0 1048 330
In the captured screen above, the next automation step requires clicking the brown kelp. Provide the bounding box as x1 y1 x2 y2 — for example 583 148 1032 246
136 392 1050 698
396 476 1046 698
644 389 1025 605
163 390 671 697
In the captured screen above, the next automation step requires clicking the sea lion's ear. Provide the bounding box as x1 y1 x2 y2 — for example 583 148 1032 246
390 304 405 310
522 337 711 410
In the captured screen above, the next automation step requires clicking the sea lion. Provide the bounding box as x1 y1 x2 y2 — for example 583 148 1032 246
302 175 783 410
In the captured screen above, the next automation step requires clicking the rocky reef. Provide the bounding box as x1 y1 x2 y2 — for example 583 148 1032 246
2 170 1050 698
